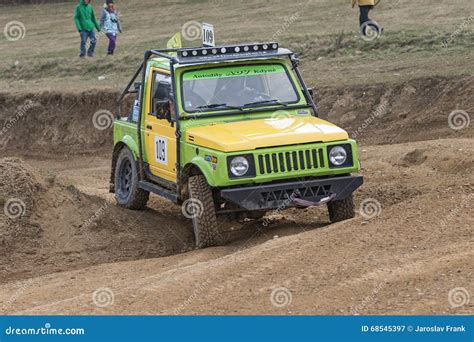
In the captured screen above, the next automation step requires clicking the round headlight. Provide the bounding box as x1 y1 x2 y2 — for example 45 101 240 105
230 156 249 176
329 146 347 166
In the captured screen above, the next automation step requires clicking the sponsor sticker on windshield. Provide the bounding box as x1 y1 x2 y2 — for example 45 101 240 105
183 65 285 80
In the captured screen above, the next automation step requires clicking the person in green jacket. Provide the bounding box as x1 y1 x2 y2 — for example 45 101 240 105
74 0 100 57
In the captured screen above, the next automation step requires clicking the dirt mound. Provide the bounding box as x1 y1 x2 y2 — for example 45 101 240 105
0 157 43 211
0 139 472 314
401 149 427 166
0 91 118 154
1 76 473 155
0 157 193 283
317 76 474 145
2 147 472 314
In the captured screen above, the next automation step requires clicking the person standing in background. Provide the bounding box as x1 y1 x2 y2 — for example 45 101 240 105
74 0 100 57
352 0 382 37
100 0 122 56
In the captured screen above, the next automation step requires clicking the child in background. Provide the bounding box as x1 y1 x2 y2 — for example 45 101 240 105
100 0 122 55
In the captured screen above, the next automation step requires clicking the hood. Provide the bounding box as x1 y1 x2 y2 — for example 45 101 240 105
185 116 349 152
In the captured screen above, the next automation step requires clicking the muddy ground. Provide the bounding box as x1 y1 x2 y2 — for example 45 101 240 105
0 76 472 314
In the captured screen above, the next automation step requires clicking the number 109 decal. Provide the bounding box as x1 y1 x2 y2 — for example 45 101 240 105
155 136 168 165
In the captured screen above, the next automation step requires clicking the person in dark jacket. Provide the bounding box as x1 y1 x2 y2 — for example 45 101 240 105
352 0 383 38
74 0 100 57
100 0 122 55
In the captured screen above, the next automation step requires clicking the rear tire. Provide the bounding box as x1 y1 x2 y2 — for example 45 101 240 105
114 147 149 210
187 175 220 248
327 194 355 223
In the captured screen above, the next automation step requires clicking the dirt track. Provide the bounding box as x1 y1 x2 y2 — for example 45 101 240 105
0 77 473 315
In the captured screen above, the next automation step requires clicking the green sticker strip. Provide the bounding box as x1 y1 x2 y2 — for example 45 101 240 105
183 64 285 81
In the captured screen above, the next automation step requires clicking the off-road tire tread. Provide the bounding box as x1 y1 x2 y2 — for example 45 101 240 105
115 148 149 210
188 175 220 248
328 195 355 223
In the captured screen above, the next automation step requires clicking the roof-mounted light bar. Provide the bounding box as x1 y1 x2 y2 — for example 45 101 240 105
177 42 279 59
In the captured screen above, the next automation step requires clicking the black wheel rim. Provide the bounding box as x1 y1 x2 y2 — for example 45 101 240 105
117 158 132 200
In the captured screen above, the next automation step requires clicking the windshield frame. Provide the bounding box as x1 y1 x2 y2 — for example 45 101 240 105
179 62 302 115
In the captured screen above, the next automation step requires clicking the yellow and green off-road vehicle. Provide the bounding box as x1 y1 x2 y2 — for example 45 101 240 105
110 39 363 248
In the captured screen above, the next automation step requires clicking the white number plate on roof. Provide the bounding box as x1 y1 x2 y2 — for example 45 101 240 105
202 23 215 47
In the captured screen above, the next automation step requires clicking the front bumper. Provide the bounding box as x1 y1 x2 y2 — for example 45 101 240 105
220 175 363 211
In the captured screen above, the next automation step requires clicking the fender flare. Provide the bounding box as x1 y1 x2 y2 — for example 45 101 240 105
117 135 139 159
181 158 215 188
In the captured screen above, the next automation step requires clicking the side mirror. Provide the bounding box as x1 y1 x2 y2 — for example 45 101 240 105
307 88 314 98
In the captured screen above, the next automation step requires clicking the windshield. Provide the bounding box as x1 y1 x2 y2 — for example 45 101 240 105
181 64 300 113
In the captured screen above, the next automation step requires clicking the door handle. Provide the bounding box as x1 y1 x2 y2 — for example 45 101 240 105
146 125 153 130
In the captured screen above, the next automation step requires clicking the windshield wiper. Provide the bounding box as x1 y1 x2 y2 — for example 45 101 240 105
242 99 289 108
196 103 242 111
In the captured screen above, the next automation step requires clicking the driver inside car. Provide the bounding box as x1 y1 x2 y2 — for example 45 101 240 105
214 76 269 107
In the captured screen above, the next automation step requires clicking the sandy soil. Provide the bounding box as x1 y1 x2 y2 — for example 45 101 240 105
0 77 473 315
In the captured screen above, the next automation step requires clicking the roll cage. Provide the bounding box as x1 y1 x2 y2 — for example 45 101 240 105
115 43 319 196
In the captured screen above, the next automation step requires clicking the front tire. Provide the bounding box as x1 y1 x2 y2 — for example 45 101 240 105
187 175 220 248
114 147 149 210
327 194 355 223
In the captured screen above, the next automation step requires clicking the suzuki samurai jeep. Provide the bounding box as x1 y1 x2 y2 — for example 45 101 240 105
110 42 363 248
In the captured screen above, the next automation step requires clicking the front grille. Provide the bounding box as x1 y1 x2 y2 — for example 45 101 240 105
257 147 325 175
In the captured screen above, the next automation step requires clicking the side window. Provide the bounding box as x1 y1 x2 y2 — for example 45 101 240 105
130 82 141 123
151 72 172 115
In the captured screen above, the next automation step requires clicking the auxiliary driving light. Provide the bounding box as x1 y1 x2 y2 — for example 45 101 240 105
177 43 279 59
